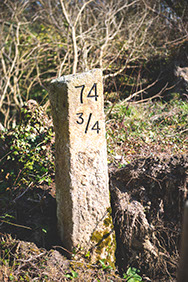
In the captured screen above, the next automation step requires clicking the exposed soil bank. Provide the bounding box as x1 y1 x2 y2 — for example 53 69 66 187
110 154 188 281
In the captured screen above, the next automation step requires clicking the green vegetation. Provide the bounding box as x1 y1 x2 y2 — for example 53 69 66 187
0 96 187 280
0 103 55 193
64 270 78 280
0 0 187 280
106 98 188 165
123 267 143 282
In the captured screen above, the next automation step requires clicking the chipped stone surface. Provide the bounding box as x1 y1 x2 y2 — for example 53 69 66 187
49 69 115 262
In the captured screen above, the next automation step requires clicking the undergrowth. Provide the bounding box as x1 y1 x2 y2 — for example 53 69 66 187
0 97 187 281
0 102 55 208
106 98 188 166
0 234 141 281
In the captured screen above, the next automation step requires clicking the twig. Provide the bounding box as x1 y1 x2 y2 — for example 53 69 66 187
166 129 188 138
0 151 12 162
121 79 162 104
18 251 46 263
0 220 32 230
53 245 73 255
12 168 24 190
13 181 33 203
132 82 177 104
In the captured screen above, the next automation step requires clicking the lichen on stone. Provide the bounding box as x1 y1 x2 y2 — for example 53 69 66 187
89 208 116 267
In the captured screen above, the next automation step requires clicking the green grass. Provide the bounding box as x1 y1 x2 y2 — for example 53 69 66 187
106 98 188 165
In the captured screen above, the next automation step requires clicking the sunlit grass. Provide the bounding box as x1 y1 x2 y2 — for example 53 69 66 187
105 98 188 165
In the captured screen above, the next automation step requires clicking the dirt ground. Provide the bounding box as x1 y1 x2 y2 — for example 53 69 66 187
110 153 188 281
0 153 188 281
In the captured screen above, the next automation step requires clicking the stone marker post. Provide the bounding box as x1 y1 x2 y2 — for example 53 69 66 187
49 69 115 263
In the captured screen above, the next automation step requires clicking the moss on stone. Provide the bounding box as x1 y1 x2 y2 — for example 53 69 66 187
103 217 111 227
91 231 103 243
90 208 116 268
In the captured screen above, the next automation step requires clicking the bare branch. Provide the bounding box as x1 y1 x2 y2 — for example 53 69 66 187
74 0 94 27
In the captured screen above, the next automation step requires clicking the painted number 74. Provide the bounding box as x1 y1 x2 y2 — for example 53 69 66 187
75 83 98 104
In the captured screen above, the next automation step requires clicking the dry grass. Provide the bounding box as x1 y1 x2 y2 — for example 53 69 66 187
0 234 125 281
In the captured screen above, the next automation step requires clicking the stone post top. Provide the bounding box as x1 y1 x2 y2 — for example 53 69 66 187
51 69 102 84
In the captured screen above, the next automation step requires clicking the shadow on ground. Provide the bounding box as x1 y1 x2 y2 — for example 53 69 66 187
0 182 62 250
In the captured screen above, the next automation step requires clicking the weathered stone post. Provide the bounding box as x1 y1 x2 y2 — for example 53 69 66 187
49 69 115 263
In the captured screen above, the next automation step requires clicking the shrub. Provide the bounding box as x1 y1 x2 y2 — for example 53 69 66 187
0 101 55 193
